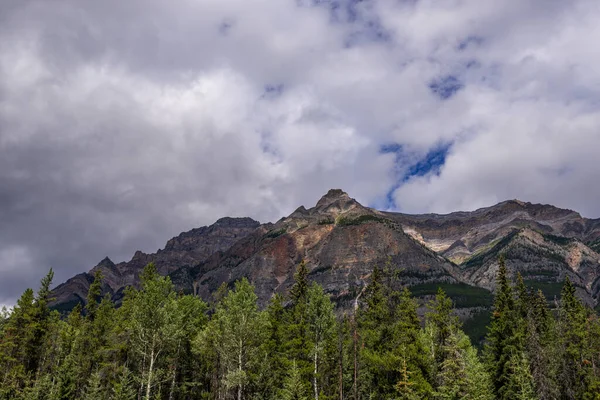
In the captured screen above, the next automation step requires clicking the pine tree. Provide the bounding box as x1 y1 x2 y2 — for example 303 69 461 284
556 276 592 399
85 271 103 320
306 282 336 400
256 294 288 399
285 261 312 385
165 294 207 400
81 371 105 400
356 265 395 398
280 360 309 400
26 269 54 376
426 287 460 385
395 351 422 400
505 352 537 400
0 288 36 395
483 256 521 399
526 289 559 399
463 342 494 400
111 367 137 400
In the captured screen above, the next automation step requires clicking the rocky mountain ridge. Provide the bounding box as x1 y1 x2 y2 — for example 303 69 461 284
50 190 600 316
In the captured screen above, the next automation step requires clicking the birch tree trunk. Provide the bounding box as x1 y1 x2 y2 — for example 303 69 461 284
313 348 319 400
145 340 155 400
237 339 243 400
168 340 181 400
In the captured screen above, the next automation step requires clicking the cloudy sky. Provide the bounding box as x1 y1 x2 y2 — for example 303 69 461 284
2 0 600 305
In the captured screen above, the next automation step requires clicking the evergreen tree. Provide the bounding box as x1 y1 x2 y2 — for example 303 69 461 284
0 288 36 396
85 271 103 320
285 261 312 384
306 282 336 400
280 360 309 400
463 342 494 400
26 269 55 376
505 352 537 400
81 371 105 400
526 290 558 399
483 256 522 399
111 367 137 400
426 287 460 386
556 276 593 399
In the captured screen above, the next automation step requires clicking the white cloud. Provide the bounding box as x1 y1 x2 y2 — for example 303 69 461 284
1 0 600 303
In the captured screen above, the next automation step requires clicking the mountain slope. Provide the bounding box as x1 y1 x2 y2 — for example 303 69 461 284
50 191 600 316
385 200 600 305
50 217 260 311
172 189 462 308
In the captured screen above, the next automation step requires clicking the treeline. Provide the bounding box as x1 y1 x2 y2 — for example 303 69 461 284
1 258 600 399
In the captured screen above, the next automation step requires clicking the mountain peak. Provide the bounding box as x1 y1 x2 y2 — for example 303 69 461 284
214 217 261 228
315 189 351 208
97 256 115 268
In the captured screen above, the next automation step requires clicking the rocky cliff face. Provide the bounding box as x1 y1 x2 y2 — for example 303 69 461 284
385 200 600 305
50 191 600 316
50 217 260 311
171 189 461 309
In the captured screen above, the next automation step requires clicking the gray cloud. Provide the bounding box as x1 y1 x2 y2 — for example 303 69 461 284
1 0 600 304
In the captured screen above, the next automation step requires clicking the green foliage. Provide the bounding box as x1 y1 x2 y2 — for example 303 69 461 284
81 371 105 400
483 256 524 400
317 218 334 225
409 283 493 308
264 228 287 239
198 278 269 399
335 214 384 226
524 279 564 300
110 367 137 400
3 259 600 400
280 361 309 400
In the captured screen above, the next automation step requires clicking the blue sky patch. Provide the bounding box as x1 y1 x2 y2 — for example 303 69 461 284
379 142 452 209
457 35 483 51
262 84 285 98
429 75 464 100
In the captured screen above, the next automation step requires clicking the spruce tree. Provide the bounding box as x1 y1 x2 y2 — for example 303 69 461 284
526 289 559 399
556 276 592 399
306 282 336 400
285 261 312 384
483 256 521 399
426 287 460 384
280 360 309 400
111 367 137 400
82 371 105 400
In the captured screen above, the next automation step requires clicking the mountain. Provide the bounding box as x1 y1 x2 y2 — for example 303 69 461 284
169 189 463 309
50 217 260 312
386 200 600 305
50 191 600 320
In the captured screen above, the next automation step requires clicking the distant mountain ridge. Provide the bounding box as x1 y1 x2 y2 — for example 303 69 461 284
51 190 600 317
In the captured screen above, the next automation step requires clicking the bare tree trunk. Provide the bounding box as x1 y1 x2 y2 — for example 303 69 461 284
139 346 147 400
352 284 366 400
313 349 319 400
168 340 181 400
146 342 155 400
237 340 243 400
339 326 344 400
353 317 358 400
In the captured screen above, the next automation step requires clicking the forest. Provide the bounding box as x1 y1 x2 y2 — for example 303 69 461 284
1 258 600 400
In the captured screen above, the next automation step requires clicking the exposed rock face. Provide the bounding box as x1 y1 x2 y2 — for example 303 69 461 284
50 217 260 311
51 191 600 316
174 189 460 308
385 200 600 305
